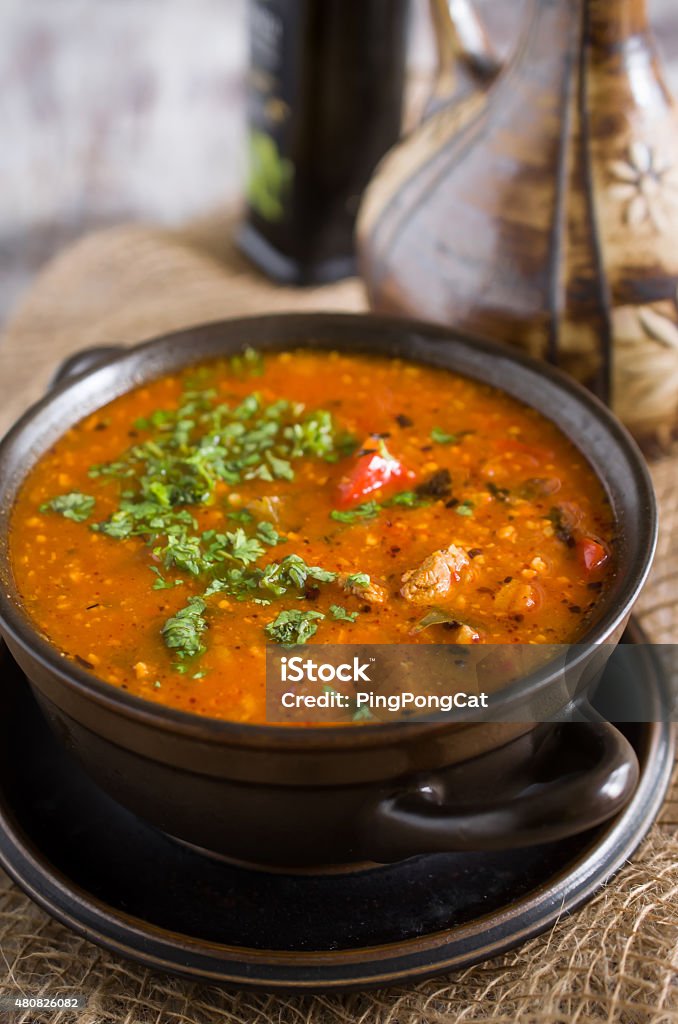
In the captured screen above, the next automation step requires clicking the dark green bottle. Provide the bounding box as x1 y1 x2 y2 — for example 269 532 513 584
238 0 409 285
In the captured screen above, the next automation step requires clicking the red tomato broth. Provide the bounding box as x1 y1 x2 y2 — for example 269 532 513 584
9 350 615 722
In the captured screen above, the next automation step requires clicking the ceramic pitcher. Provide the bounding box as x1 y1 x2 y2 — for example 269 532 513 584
358 0 678 449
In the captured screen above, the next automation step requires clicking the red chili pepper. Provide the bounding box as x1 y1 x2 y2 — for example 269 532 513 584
578 536 608 573
337 438 413 507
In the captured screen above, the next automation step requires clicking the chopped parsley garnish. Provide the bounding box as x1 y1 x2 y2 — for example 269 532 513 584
227 509 255 523
265 451 294 480
265 608 325 645
263 554 336 590
256 521 285 546
230 347 265 377
162 597 208 660
385 490 428 508
430 427 459 445
456 500 475 517
284 410 345 461
93 500 196 540
329 604 359 622
330 501 381 523
204 568 265 601
352 705 374 722
224 527 265 565
89 389 347 513
344 572 370 589
40 492 95 523
203 555 337 605
150 566 183 590
430 428 472 445
156 531 205 575
330 490 428 523
40 376 370 669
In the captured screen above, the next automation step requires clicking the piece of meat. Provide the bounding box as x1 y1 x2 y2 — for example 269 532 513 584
400 544 470 604
455 623 481 643
494 580 543 612
340 573 388 605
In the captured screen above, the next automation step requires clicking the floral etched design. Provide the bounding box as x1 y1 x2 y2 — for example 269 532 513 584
612 288 678 437
608 141 678 232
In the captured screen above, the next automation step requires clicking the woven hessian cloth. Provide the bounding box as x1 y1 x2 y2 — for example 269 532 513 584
0 219 676 1024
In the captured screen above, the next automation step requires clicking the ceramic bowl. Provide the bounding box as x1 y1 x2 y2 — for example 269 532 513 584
0 314 657 866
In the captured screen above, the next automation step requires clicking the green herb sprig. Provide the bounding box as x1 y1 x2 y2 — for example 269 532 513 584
40 492 95 523
162 597 208 661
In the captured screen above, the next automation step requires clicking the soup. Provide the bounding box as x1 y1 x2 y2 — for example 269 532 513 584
9 349 615 722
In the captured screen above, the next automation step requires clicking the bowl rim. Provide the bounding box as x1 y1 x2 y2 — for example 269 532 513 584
0 312 658 748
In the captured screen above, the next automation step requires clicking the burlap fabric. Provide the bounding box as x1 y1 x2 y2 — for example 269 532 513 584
0 218 676 1024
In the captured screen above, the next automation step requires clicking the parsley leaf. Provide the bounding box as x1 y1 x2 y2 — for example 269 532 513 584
204 567 269 602
284 410 337 460
162 597 207 660
227 509 254 523
265 451 294 480
230 347 264 377
226 527 265 565
205 554 337 604
330 501 381 523
385 490 428 508
233 393 260 420
430 428 473 445
329 491 428 522
344 572 370 589
40 492 95 523
261 555 336 593
352 705 374 721
430 427 459 444
156 532 204 575
150 566 183 590
256 521 285 546
456 500 475 517
93 501 196 540
329 604 358 622
265 608 325 645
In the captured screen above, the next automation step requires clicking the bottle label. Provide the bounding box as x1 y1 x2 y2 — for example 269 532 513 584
246 0 296 222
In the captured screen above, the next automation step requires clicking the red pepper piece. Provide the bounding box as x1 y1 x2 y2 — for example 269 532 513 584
337 438 413 507
578 536 609 572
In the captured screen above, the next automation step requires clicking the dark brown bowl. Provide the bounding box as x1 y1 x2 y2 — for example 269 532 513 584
0 314 657 867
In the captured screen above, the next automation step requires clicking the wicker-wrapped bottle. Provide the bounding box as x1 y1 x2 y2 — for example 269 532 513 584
358 0 678 451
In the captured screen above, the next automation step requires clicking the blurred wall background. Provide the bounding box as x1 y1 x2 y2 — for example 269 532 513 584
2 0 677 329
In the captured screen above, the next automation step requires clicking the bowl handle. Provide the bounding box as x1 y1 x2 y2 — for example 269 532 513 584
49 346 126 389
362 721 638 861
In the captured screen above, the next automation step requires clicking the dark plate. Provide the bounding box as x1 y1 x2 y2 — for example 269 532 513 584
0 621 673 992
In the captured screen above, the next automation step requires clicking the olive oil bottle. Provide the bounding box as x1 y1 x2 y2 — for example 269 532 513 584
238 0 409 285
